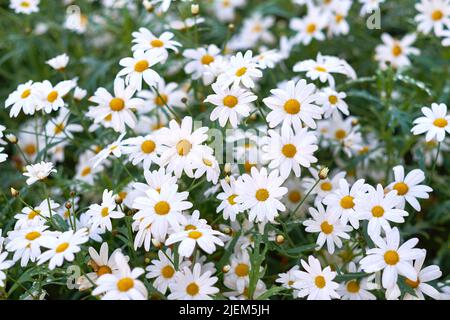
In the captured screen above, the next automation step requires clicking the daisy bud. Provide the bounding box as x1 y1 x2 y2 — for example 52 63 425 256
351 119 359 126
73 87 87 101
250 112 257 120
181 97 188 104
228 24 235 31
70 191 76 197
276 235 285 244
142 0 153 12
222 265 231 273
318 167 329 180
224 163 232 174
144 258 150 264
6 133 17 144
115 195 123 205
223 227 231 235
10 187 19 197
191 4 199 15
65 201 72 209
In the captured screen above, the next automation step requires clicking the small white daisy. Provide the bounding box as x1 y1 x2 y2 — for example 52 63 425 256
216 50 263 89
23 161 57 185
216 176 243 222
46 53 69 71
5 80 37 117
411 102 449 142
86 189 125 232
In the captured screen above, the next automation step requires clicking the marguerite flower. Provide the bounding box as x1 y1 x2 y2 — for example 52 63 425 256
415 0 450 35
375 33 420 70
337 261 377 300
5 80 37 117
316 88 349 118
216 176 243 222
34 80 74 113
131 28 181 62
86 189 125 232
216 50 262 89
45 53 69 71
122 134 161 170
183 45 221 83
92 132 126 168
23 161 57 185
10 0 40 14
290 6 328 45
14 199 59 229
411 102 449 142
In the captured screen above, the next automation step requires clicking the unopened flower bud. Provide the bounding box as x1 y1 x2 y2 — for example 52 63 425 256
222 265 231 273
224 163 232 174
6 134 17 144
228 23 235 31
191 4 199 15
276 235 285 244
10 187 19 197
115 195 123 205
318 167 329 180
70 191 76 197
65 201 72 209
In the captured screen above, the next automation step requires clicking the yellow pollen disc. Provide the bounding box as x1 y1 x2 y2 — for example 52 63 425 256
201 54 215 65
393 182 409 195
346 281 360 293
288 280 294 286
154 201 170 215
384 250 400 265
97 265 112 276
150 39 164 47
328 95 338 104
315 275 326 288
252 24 263 33
405 278 420 289
340 195 355 209
228 194 237 205
154 94 168 106
289 190 301 203
104 114 112 121
320 221 334 234
223 95 238 108
21 1 30 7
235 263 249 277
54 123 64 134
81 166 91 177
335 129 347 140
161 265 175 278
21 89 31 98
109 97 125 111
358 146 369 155
335 14 344 23
203 158 213 166
244 161 255 173
306 23 317 33
24 143 36 155
186 282 200 296
392 44 402 57
283 99 301 114
47 91 59 103
25 231 41 241
282 144 297 158
117 277 134 292
432 10 443 21
184 224 197 231
433 118 448 128
255 188 269 201
56 242 69 253
28 210 40 219
101 207 109 217
320 182 332 191
222 0 231 7
119 191 127 199
235 67 247 77
315 66 327 72
371 205 385 218
141 140 156 154
188 230 203 239
134 60 149 72
176 139 192 156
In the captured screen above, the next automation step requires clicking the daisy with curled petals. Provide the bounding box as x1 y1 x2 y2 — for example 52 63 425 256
289 6 328 45
316 88 349 118
0 249 13 287
359 227 425 289
355 184 409 238
403 250 442 300
411 102 449 142
216 176 243 222
34 80 74 113
122 134 161 170
183 44 221 83
159 116 212 178
322 178 369 229
77 242 125 290
168 263 219 300
263 79 322 136
146 248 189 294
117 50 164 91
415 0 450 35
38 228 89 270
23 161 57 185
303 203 352 254
264 128 318 179
87 78 144 133
131 28 181 62
10 0 40 14
387 165 433 211
132 183 192 240
46 53 69 71
205 83 257 128
5 80 37 117
375 33 420 70
292 255 340 300
216 50 262 89
93 252 147 300
337 261 377 300
235 167 288 223
86 189 125 232
92 132 126 168
302 168 346 205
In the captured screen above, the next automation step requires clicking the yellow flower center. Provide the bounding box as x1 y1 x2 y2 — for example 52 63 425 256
393 182 409 195
21 1 30 7
154 201 170 215
203 158 213 166
56 242 69 253
223 95 238 108
433 118 448 128
28 210 40 219
235 263 249 277
371 205 385 218
235 67 247 77
184 224 197 231
201 54 215 65
315 66 327 72
161 265 175 279
405 278 420 289
186 282 200 296
340 195 355 209
306 23 316 33
134 60 149 72
282 144 297 158
227 194 237 205
255 188 269 201
288 190 301 203
97 265 112 276
81 166 91 177
109 97 125 111
244 161 255 173
328 95 338 104
176 139 192 156
335 14 344 23
21 89 31 98
54 123 64 135
117 277 134 292
392 44 402 57
315 275 326 288
24 143 36 155
335 129 347 140
320 221 334 234
188 230 203 239
47 91 59 103
141 140 156 154
320 182 332 191
150 39 164 47
283 99 301 114
432 10 443 21
104 114 112 121
154 94 168 106
101 207 109 217
25 231 41 241
346 281 360 293
384 250 400 265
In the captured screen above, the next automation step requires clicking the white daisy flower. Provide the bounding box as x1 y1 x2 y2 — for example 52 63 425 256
316 88 349 118
337 262 377 300
415 0 450 35
9 0 40 14
86 189 125 232
5 80 37 117
387 165 433 211
411 102 449 142
23 161 57 185
73 86 87 100
235 167 288 223
14 199 59 230
45 53 69 71
0 249 13 287
216 176 243 222
75 150 104 186
359 227 425 289
290 6 328 45
122 134 161 170
131 28 181 62
302 168 346 205
205 83 257 128
292 255 340 300
375 33 420 70
276 265 301 290
168 263 219 300
34 80 74 113
183 44 221 83
216 50 262 89
92 252 147 300
213 0 245 22
192 151 221 184
238 13 275 47
92 132 126 168
223 250 256 293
